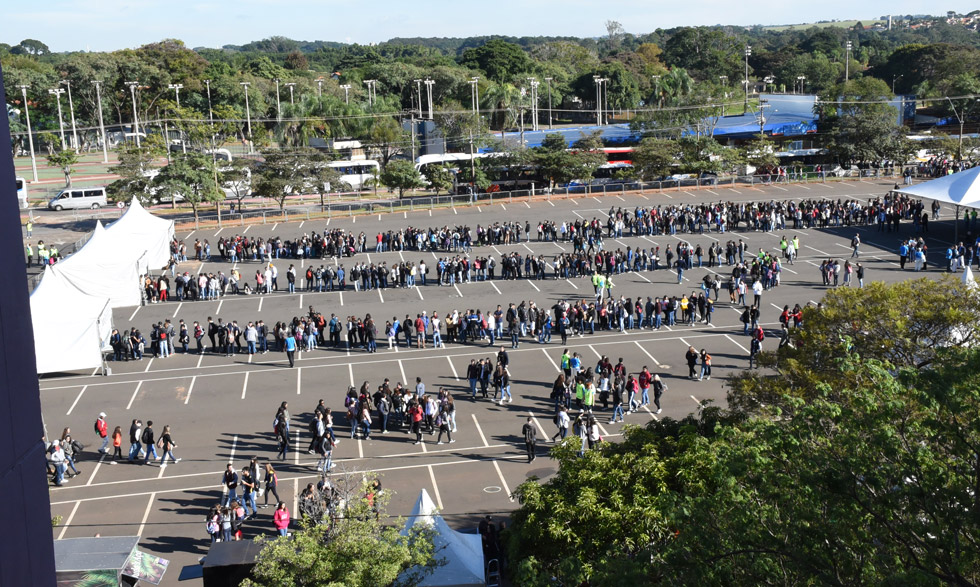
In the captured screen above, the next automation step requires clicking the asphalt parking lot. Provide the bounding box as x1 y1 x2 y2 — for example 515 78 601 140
41 178 969 585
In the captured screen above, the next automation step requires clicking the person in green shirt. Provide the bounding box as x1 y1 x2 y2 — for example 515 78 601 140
560 350 571 379
575 380 585 410
582 381 595 411
25 242 33 268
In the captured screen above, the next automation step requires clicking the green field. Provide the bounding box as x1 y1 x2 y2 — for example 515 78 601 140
764 20 863 32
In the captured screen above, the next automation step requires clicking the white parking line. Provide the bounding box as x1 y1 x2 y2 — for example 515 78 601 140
241 372 250 399
66 385 88 416
427 465 445 510
446 356 459 380
378 289 385 304
454 284 463 297
724 334 750 353
348 363 354 386
541 348 560 371
57 501 80 540
129 306 141 321
136 493 157 538
183 376 197 405
416 287 424 301
633 341 662 368
492 460 514 501
172 302 183 318
472 414 490 447
143 358 155 373
85 453 106 487
490 282 502 295
398 360 408 386
126 382 143 410
565 279 578 289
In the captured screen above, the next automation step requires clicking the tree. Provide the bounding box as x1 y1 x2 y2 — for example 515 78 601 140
380 160 424 198
458 40 534 83
106 136 167 205
729 275 980 414
153 152 223 221
15 39 49 56
284 50 309 70
424 164 454 196
631 137 677 179
221 158 256 211
307 154 342 211
242 475 440 587
821 77 912 167
509 277 980 585
254 150 309 210
46 149 80 187
741 133 779 173
368 116 408 169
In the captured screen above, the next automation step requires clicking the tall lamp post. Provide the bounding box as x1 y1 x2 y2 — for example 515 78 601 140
593 76 602 126
424 79 435 120
527 77 538 131
168 83 186 153
797 75 806 94
744 45 752 111
91 80 109 164
17 85 39 182
316 78 323 97
60 80 79 150
240 82 252 153
467 77 480 119
125 81 140 147
274 78 282 122
363 79 376 106
845 41 853 82
413 79 423 118
203 79 214 125
284 82 295 105
544 77 553 128
48 88 67 150
892 74 903 94
339 84 351 105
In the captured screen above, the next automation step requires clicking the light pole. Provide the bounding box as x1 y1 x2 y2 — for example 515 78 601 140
17 85 39 182
168 83 186 153
340 84 351 104
744 45 752 111
593 76 601 126
91 80 109 164
544 77 553 128
797 75 806 94
845 41 852 82
892 74 903 94
945 97 980 163
274 78 282 122
763 76 774 94
363 79 376 106
467 77 479 118
240 82 252 153
284 82 295 105
60 80 79 150
651 75 661 108
125 81 140 147
48 88 67 150
203 79 214 124
527 77 538 131
413 79 423 118
424 79 435 120
316 78 323 98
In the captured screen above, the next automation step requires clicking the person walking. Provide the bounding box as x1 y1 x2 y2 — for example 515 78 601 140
316 433 334 474
222 464 239 507
552 406 570 441
261 463 282 508
610 376 625 423
109 426 123 464
685 346 699 379
850 233 861 258
283 333 296 367
141 421 158 465
698 349 712 381
94 412 109 455
159 425 181 464
273 502 290 537
522 417 537 463
652 374 666 415
240 467 257 519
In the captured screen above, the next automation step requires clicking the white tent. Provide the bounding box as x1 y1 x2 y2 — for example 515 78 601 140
30 268 113 374
895 166 980 209
105 198 175 273
401 489 485 587
53 222 143 308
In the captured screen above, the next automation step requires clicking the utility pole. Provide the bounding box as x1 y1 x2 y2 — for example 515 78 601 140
204 79 214 124
363 79 376 106
240 82 252 153
340 84 351 104
285 82 295 105
744 45 752 112
91 80 109 164
48 88 66 150
424 79 435 120
17 85 39 182
845 41 852 82
60 80 79 150
593 76 601 126
544 77 553 128
527 77 538 131
274 78 282 122
168 83 186 153
316 78 323 97
414 79 423 118
126 81 140 147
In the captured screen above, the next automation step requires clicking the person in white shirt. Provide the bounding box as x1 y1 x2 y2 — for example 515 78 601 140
752 279 763 308
431 313 442 348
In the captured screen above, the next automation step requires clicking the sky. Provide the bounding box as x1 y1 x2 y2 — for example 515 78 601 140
3 0 979 53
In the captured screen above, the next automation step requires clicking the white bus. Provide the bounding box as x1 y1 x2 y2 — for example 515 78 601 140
328 159 379 191
16 177 29 209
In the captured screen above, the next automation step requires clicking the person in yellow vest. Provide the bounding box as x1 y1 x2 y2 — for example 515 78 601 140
25 220 33 237
25 242 33 268
582 380 596 412
575 379 585 410
38 243 49 265
679 295 690 325
49 246 59 264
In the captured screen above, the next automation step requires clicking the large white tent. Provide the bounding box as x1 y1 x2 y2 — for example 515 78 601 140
30 268 113 374
401 489 485 587
895 166 980 209
52 222 143 308
105 198 175 273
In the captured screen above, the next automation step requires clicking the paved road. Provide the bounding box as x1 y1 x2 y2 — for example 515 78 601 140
41 178 968 585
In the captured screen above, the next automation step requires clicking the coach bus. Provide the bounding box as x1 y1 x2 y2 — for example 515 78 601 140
328 159 380 191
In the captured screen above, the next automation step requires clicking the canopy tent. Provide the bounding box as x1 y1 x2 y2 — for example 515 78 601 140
894 166 980 209
105 198 175 273
52 222 143 308
401 489 485 587
30 267 112 374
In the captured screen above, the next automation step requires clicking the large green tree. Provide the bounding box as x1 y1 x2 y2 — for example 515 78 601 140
152 152 223 220
379 159 424 198
458 40 534 83
821 77 912 167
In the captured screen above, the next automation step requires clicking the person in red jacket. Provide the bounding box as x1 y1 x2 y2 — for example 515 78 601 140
94 412 109 454
273 502 290 537
638 367 652 406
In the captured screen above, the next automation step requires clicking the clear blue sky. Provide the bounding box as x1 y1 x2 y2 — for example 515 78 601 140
4 0 978 52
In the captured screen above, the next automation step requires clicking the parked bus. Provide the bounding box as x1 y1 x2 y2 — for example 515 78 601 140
328 159 380 191
16 177 29 209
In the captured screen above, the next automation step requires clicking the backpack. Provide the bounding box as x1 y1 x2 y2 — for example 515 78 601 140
206 517 219 535
306 268 314 280
141 428 151 444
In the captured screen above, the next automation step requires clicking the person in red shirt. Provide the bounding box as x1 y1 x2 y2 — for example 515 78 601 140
638 367 652 406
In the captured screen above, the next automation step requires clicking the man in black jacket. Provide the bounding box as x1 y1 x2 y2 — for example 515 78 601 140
141 421 157 465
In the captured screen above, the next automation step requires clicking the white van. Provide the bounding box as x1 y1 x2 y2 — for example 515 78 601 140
16 177 29 209
48 187 108 210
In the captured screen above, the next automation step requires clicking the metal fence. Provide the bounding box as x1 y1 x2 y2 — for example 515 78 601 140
174 170 902 232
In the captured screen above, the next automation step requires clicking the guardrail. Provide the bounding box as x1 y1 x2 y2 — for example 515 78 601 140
173 170 901 232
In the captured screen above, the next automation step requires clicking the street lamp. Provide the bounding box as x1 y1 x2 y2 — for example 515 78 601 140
413 79 423 118
284 82 296 105
316 78 324 97
593 76 602 126
467 77 480 118
945 96 980 163
423 79 435 120
203 79 214 125
168 83 186 153
527 77 538 131
274 78 281 122
363 79 376 106
125 81 141 147
544 77 553 128
797 75 806 94
48 88 67 150
744 45 752 111
16 85 38 182
240 82 252 153
845 41 853 82
91 80 109 164
763 76 774 94
60 80 79 150
339 84 351 105
892 74 903 94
